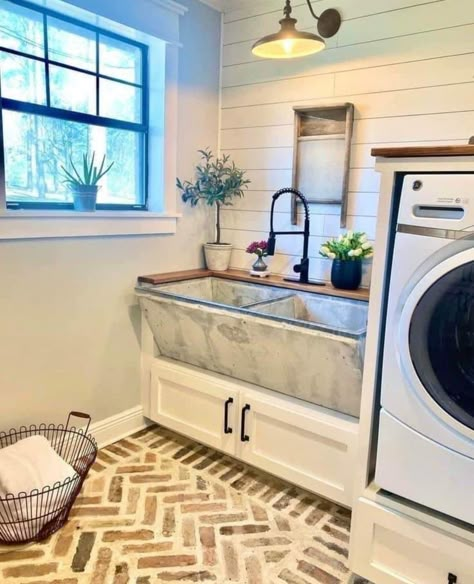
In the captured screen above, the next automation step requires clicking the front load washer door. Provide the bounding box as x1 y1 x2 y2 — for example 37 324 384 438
399 251 474 434
409 261 474 430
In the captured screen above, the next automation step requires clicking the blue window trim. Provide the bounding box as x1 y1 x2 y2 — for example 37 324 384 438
0 0 149 211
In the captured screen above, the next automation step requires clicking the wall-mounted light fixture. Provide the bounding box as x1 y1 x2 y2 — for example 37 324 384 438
252 0 341 60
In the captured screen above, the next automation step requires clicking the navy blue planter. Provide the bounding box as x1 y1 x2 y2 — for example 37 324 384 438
331 259 362 290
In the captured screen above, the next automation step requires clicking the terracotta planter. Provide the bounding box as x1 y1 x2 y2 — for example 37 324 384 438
331 259 362 290
204 243 232 271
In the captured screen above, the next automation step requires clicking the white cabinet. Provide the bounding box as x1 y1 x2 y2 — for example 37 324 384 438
351 497 474 584
149 358 358 506
237 389 357 505
150 360 239 455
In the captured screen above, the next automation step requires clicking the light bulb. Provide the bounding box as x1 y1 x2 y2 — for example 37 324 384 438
282 39 294 54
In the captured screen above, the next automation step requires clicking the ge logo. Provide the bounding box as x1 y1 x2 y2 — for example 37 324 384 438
455 198 461 203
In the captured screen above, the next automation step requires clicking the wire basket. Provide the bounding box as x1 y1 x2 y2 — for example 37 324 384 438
0 411 97 545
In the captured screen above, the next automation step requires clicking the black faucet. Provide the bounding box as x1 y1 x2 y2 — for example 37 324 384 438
267 188 324 286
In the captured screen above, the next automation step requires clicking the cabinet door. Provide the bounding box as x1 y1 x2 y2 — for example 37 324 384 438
351 498 474 584
150 359 239 455
237 390 358 506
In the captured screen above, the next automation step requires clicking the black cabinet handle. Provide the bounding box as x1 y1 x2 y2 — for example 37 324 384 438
224 397 234 434
448 574 457 584
241 404 251 442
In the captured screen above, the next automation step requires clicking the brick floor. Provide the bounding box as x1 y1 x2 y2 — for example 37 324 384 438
0 425 370 583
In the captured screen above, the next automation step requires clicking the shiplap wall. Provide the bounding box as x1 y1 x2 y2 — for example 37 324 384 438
219 0 474 285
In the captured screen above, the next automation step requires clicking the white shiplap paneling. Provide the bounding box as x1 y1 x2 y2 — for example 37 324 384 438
222 83 474 129
222 9 474 69
219 0 474 284
223 0 445 25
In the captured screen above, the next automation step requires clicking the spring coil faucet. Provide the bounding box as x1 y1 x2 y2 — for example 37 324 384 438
267 188 325 286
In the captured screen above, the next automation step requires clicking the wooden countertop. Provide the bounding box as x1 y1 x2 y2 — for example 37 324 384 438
138 268 370 302
371 145 474 158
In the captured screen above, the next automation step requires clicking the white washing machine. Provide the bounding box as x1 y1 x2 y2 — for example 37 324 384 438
375 173 474 525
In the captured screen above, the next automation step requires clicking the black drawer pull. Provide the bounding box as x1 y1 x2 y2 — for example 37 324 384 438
448 574 457 584
241 404 251 442
224 397 234 434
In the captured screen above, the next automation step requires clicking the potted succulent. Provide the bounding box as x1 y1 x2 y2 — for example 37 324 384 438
246 240 269 275
177 149 250 271
61 152 114 212
320 231 373 290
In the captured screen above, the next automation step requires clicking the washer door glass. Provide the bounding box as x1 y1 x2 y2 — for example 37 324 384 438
409 261 474 430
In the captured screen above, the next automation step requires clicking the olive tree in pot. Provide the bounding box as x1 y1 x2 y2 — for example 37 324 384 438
61 152 114 212
177 149 250 271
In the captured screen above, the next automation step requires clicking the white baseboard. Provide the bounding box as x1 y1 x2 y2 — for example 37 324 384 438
87 406 152 449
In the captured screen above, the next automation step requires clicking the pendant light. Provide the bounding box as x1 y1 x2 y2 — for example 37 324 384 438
252 0 341 60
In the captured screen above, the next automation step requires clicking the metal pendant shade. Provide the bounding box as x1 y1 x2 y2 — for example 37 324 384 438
252 1 341 60
252 17 325 60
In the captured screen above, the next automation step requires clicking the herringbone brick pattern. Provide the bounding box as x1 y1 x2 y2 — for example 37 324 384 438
0 425 369 584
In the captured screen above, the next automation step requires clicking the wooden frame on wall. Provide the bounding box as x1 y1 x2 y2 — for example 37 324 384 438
291 103 354 228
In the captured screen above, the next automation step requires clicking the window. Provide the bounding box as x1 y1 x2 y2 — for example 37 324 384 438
0 0 149 210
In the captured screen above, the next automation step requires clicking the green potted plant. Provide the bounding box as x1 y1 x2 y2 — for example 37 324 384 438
320 231 373 290
177 149 250 271
61 152 114 212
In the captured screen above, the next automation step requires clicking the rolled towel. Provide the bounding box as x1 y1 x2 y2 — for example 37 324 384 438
0 436 77 541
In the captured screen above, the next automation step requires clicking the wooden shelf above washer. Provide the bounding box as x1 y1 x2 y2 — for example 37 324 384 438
372 145 474 158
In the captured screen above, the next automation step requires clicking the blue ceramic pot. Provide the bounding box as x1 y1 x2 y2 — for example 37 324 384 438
331 259 362 290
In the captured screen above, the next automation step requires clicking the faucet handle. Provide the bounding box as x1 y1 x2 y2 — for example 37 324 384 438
294 258 309 274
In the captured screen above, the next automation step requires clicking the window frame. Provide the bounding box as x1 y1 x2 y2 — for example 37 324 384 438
0 0 150 211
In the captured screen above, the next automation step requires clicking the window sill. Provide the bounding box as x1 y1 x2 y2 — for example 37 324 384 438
0 210 180 240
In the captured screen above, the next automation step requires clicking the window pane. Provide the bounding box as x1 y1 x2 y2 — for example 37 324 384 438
0 52 46 103
100 78 141 123
3 110 143 206
0 0 44 57
50 65 96 114
99 35 142 84
100 127 143 205
47 16 96 72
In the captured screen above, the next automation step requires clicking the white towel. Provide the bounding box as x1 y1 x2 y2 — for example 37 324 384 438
0 436 77 540
0 436 76 497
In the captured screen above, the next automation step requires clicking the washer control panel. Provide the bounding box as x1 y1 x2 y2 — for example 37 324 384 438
398 174 474 230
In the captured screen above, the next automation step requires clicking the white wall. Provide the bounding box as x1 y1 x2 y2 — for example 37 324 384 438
0 0 221 428
220 0 474 285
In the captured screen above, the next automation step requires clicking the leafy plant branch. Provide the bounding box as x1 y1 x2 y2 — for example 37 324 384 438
177 149 250 244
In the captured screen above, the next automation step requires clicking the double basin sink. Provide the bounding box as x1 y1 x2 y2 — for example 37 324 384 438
136 277 368 418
